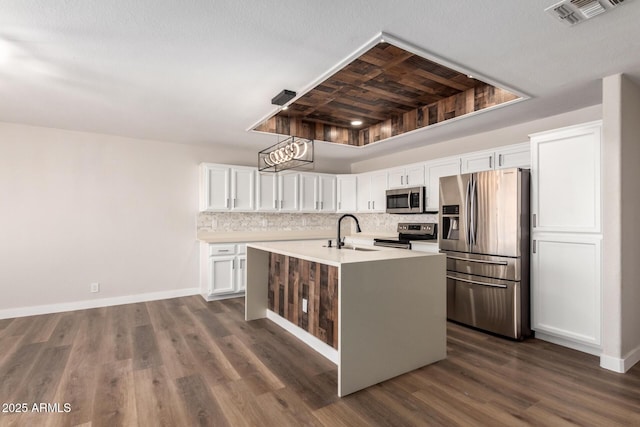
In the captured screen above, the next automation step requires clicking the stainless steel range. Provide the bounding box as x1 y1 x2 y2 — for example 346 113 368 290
373 223 437 249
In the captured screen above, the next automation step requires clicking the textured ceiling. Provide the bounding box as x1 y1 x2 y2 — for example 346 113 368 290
1 1 640 167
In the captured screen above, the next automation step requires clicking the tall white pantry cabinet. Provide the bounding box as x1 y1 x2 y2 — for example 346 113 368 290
530 121 603 355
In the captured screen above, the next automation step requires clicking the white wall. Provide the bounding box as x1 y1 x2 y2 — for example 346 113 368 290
0 122 257 316
620 76 640 359
601 74 640 372
350 105 602 173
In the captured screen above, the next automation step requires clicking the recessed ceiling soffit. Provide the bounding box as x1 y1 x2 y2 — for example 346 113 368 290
251 33 525 148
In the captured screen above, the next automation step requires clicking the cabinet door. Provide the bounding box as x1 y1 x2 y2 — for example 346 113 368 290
256 172 278 211
531 122 601 233
356 174 372 212
318 175 336 212
299 173 318 212
278 172 299 211
201 165 230 211
461 151 495 173
231 168 255 211
337 175 357 212
235 255 246 292
496 143 530 169
208 256 235 295
531 233 601 346
387 168 406 189
405 164 425 187
369 171 388 212
426 158 460 212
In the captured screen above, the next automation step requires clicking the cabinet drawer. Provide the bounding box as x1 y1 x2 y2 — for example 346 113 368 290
209 244 236 256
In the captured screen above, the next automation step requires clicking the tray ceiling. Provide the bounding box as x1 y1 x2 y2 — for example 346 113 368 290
253 38 521 147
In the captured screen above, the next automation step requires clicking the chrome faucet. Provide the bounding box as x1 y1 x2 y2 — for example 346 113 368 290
337 214 362 249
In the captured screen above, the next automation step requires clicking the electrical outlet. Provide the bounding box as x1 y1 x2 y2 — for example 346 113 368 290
90 282 100 293
302 298 308 313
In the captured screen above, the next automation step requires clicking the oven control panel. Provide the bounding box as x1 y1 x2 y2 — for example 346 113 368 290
397 222 437 237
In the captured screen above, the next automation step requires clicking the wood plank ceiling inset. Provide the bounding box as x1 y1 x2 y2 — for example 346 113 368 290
253 42 520 146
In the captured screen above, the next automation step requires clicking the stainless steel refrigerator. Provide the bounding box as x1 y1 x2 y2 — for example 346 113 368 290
439 168 530 340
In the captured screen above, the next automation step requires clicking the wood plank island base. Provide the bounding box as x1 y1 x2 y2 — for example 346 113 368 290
245 240 446 397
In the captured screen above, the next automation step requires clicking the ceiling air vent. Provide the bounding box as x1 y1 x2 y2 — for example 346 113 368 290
545 0 633 25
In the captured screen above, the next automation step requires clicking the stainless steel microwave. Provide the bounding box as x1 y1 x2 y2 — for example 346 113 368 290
385 186 426 214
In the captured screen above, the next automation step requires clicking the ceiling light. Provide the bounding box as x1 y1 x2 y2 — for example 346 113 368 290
258 137 314 173
282 105 289 111
351 120 363 126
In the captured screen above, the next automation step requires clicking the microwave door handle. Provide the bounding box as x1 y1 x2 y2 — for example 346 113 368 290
407 191 411 209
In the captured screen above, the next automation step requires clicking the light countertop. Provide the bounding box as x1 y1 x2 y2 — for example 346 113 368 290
246 239 437 267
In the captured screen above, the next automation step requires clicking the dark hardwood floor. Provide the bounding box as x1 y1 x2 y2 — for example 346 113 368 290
1 296 639 426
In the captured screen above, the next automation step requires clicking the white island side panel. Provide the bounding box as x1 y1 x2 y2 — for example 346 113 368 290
338 254 447 397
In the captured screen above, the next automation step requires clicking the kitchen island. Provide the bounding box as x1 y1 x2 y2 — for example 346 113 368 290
245 240 446 396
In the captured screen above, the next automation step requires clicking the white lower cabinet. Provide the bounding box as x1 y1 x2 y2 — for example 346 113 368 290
203 243 247 300
531 233 602 351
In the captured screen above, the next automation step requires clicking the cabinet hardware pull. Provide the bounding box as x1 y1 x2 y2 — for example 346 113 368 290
280 200 284 209
532 214 537 228
401 176 404 185
219 249 230 252
499 154 503 166
233 198 237 208
446 275 508 289
489 157 493 169
368 201 371 210
226 198 229 208
372 201 375 210
532 240 537 254
321 201 324 210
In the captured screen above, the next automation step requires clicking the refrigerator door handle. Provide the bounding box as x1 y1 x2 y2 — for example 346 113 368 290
447 256 508 265
470 176 477 246
446 275 508 289
465 179 471 245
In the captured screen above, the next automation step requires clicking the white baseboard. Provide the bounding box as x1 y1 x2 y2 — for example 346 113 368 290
534 331 601 356
600 345 640 373
266 309 338 364
0 288 200 320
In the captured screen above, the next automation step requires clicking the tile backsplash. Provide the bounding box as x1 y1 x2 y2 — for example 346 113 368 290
197 211 438 234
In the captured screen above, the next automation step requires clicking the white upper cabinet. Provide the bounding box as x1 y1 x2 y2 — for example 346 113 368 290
279 172 300 212
495 143 530 169
337 175 357 212
357 171 387 212
387 164 426 188
460 143 531 173
460 151 494 173
200 163 255 212
256 172 299 212
530 121 602 233
425 157 460 212
299 173 336 212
